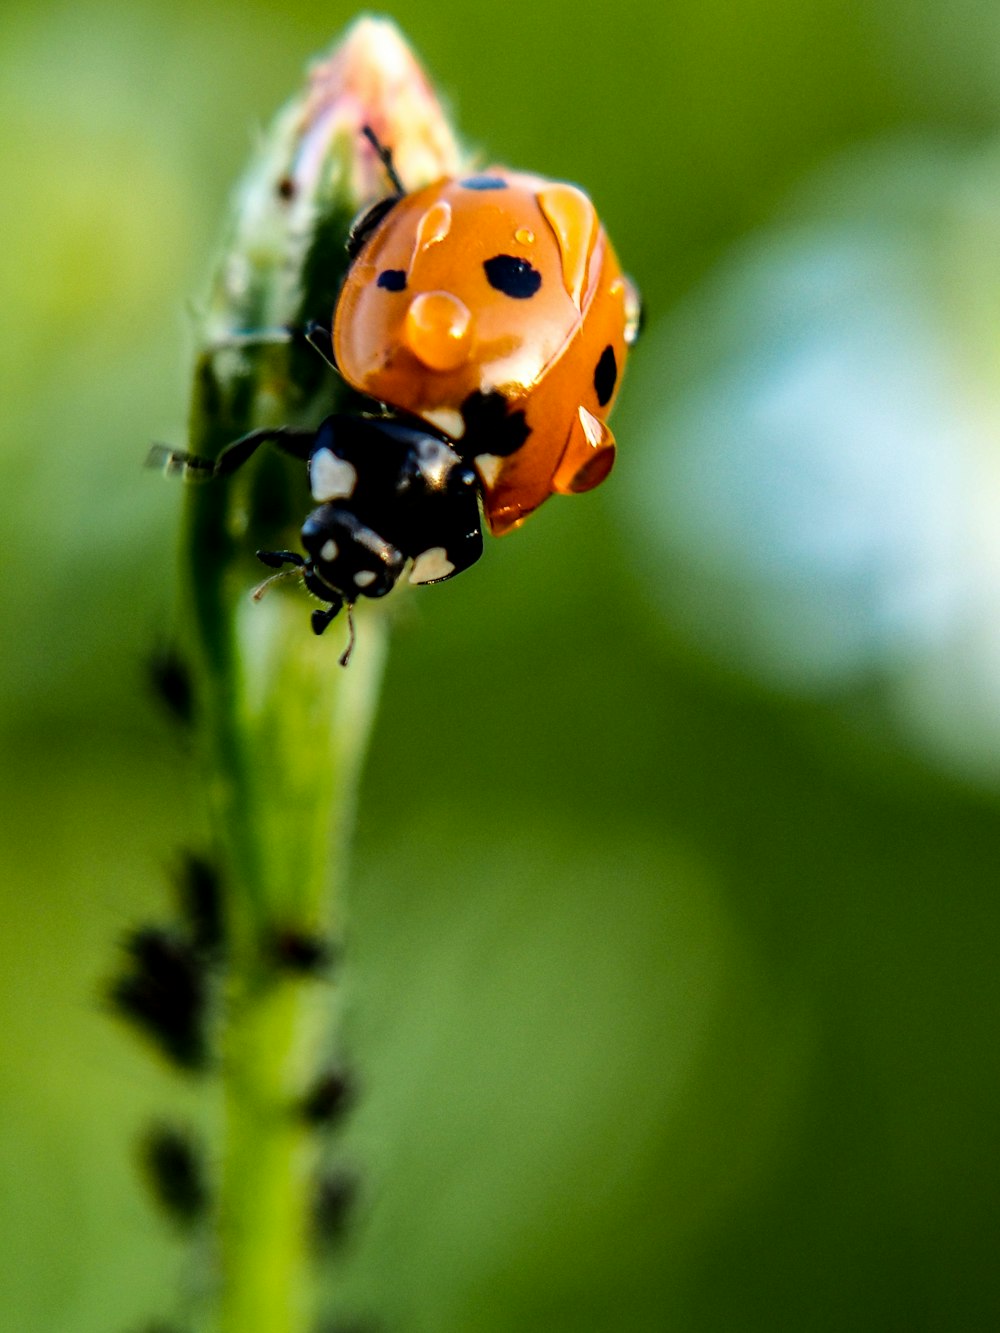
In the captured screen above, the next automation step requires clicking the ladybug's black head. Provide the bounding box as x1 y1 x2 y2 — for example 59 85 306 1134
301 504 405 602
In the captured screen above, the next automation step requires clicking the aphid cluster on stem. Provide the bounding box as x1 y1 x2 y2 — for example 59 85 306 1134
269 926 336 974
107 852 222 1069
301 1069 355 1126
312 1168 360 1252
153 127 640 662
148 644 196 729
108 849 359 1324
138 1123 208 1231
109 923 209 1070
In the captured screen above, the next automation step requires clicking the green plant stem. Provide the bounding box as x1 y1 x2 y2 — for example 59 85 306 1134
186 504 387 1333
182 364 386 1333
171 22 464 1329
212 612 385 1333
217 975 323 1333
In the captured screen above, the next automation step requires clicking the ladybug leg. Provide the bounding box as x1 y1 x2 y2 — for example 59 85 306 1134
202 327 295 354
361 125 405 194
148 427 315 480
307 585 353 668
147 442 217 477
201 322 339 374
255 549 305 570
345 125 407 259
306 602 357 667
211 426 314 475
310 603 342 636
304 321 338 372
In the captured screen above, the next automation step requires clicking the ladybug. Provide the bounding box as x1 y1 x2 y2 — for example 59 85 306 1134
156 128 641 660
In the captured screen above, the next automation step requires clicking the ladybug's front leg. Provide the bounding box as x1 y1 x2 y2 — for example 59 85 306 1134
149 426 315 479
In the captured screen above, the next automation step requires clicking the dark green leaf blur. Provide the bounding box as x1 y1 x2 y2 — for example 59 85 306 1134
3 2 999 1330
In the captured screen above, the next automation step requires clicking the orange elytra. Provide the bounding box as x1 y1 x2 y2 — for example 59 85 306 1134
334 168 640 535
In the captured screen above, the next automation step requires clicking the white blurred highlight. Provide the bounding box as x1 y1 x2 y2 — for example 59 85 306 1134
628 145 1000 784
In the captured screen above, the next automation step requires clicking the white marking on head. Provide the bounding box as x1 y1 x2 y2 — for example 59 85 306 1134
311 448 357 502
421 407 465 439
408 547 455 584
320 539 339 563
475 453 503 487
354 570 377 588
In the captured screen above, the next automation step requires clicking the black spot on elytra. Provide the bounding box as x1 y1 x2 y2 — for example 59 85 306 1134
483 254 542 299
376 269 406 291
594 344 617 406
460 391 531 458
138 1124 207 1229
460 175 508 190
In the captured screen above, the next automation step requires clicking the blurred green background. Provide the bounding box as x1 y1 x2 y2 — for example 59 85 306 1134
4 1 1000 1330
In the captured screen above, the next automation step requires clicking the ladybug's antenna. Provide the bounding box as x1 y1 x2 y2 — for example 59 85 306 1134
250 549 306 601
338 604 357 668
250 567 302 602
361 125 405 196
304 321 338 373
